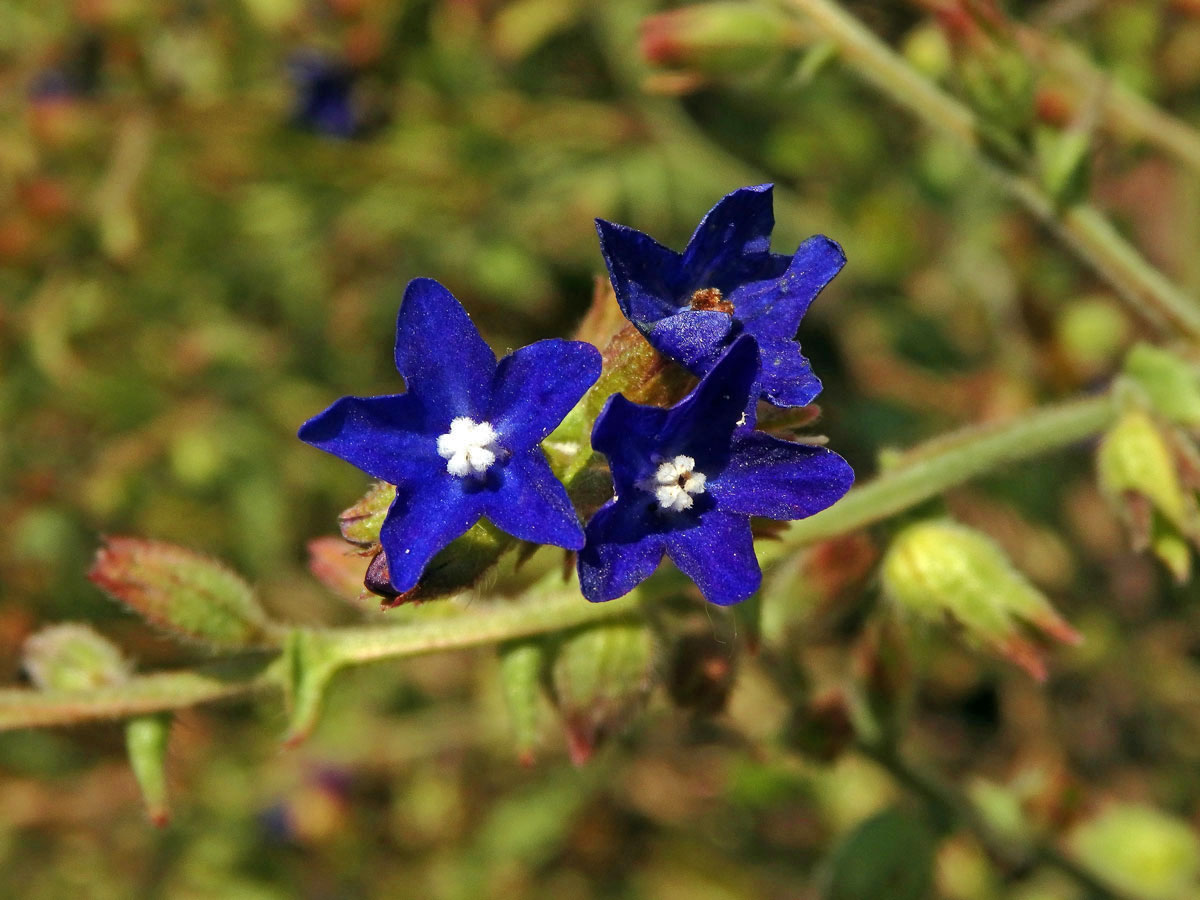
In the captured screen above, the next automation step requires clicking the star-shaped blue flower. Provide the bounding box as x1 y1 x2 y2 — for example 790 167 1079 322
299 278 602 594
596 184 845 408
578 335 853 606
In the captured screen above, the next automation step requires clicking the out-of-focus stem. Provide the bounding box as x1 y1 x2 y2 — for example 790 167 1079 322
1017 26 1200 175
758 392 1116 564
772 0 1200 340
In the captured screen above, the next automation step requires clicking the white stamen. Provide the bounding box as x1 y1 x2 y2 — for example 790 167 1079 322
437 417 501 477
640 454 708 512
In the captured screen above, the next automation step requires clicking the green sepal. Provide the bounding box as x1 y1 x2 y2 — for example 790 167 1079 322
498 639 550 765
23 623 131 692
125 713 172 827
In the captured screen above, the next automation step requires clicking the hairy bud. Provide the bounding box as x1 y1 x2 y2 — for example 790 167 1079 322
881 519 1080 681
551 622 656 765
23 623 130 691
89 538 272 648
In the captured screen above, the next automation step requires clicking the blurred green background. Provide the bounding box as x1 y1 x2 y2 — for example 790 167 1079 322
4 0 1200 897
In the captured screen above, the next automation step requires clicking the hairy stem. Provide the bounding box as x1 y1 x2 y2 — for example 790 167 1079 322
0 588 635 733
773 0 1200 339
758 392 1115 564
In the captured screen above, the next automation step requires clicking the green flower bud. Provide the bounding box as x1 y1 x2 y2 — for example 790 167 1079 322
1097 408 1200 578
881 519 1080 681
1069 804 1200 900
550 622 656 765
639 3 798 74
125 714 172 827
23 623 130 692
88 537 272 648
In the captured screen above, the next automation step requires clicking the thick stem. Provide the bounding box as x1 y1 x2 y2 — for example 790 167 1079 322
773 0 1200 340
758 393 1115 563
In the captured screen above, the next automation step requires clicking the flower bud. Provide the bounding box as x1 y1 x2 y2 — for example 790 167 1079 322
1097 408 1200 579
126 714 172 827
784 687 854 763
881 519 1080 681
550 622 656 765
640 4 797 74
1069 804 1200 900
499 639 550 766
22 623 130 692
665 629 739 715
88 537 272 648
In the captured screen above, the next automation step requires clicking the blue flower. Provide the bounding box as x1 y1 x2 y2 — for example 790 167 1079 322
595 184 845 408
578 335 853 606
299 278 602 594
288 52 359 138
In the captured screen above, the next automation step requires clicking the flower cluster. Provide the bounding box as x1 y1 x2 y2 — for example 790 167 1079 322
300 185 853 605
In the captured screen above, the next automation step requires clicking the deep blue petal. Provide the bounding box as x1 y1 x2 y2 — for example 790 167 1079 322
735 235 845 338
297 393 434 484
591 393 670 496
482 451 586 550
379 478 486 593
663 509 760 605
394 278 497 421
595 219 686 327
578 500 667 602
708 432 854 519
647 310 734 372
657 335 759 472
488 339 601 449
680 184 777 290
754 340 823 407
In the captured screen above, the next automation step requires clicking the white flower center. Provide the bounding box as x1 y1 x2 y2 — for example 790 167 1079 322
641 454 707 512
436 417 501 477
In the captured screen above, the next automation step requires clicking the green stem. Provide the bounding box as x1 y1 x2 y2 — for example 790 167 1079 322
0 586 635 733
758 393 1115 564
773 0 1200 339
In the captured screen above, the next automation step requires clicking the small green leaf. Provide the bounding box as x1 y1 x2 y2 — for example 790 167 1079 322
89 537 272 648
823 807 936 900
280 630 343 746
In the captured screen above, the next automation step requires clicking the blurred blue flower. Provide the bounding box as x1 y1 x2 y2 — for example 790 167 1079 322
300 278 601 593
596 184 844 408
578 335 853 606
288 52 359 138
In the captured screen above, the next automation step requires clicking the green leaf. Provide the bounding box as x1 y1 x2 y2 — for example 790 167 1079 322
23 623 130 692
822 807 936 900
